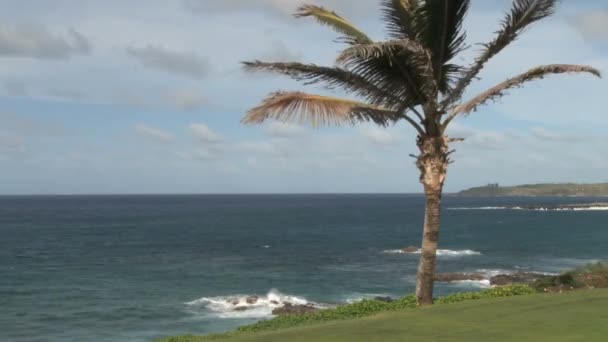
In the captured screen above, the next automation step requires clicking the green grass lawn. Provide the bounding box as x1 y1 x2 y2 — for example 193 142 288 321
162 289 608 342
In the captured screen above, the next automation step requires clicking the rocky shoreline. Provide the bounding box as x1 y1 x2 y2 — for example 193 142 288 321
222 271 570 316
265 271 547 315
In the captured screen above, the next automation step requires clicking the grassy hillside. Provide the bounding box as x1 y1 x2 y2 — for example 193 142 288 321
458 183 608 196
162 289 608 342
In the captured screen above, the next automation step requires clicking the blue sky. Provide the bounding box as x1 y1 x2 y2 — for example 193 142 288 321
0 0 607 194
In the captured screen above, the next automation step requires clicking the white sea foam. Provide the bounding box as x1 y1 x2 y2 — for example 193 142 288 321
475 269 511 278
476 268 557 277
451 279 492 288
560 206 608 211
449 206 509 210
382 249 481 257
185 289 322 319
449 206 608 211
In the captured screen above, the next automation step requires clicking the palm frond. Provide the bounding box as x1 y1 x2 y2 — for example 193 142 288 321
443 64 601 128
416 0 470 91
242 61 403 108
337 40 437 102
242 92 414 129
294 5 372 44
381 0 420 39
339 53 422 111
440 63 464 93
443 0 558 108
336 39 426 64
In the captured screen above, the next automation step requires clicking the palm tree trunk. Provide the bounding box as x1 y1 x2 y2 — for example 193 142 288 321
415 136 449 306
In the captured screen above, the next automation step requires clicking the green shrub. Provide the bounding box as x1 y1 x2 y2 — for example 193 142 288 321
531 277 559 291
557 273 577 286
434 285 535 305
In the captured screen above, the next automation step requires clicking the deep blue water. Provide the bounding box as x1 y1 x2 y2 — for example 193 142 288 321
1 194 607 342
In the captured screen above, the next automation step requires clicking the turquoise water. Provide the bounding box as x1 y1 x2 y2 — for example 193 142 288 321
1 194 607 341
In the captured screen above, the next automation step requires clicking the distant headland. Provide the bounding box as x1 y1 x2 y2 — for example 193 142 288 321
457 183 608 197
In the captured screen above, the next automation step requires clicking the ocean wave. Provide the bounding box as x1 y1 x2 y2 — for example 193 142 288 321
382 249 481 257
561 207 608 211
475 269 512 278
449 206 509 210
185 289 323 319
450 279 492 288
449 206 608 211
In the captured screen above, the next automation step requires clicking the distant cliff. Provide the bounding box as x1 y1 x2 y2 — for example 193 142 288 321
458 183 608 197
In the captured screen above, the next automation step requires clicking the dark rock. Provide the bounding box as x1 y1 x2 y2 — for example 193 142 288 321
271 303 318 315
230 299 240 306
246 295 259 304
401 246 419 253
434 273 486 282
490 272 549 286
374 296 394 303
234 306 249 311
270 300 279 305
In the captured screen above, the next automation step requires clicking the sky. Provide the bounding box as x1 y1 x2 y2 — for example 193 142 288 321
0 0 607 195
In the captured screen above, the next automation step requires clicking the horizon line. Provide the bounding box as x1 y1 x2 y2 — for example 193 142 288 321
0 192 459 197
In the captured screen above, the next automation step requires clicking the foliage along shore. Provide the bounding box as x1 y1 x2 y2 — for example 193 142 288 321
457 183 608 197
158 263 608 342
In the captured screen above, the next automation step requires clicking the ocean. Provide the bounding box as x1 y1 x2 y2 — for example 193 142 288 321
1 194 607 342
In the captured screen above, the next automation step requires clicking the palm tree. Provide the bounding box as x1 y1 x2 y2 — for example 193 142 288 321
241 0 601 305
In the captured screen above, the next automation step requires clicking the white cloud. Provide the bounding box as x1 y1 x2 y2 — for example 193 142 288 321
445 122 513 151
233 140 280 155
359 125 400 146
183 0 304 16
46 88 86 101
127 45 210 79
110 89 208 111
0 131 25 152
182 0 378 19
189 123 222 142
572 11 608 41
0 24 90 59
171 90 207 111
194 148 218 161
0 112 67 137
4 81 27 96
135 124 174 143
531 128 585 143
445 122 475 139
175 148 219 161
255 40 302 61
263 121 306 137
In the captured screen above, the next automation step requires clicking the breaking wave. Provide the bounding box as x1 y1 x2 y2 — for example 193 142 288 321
450 279 492 288
382 249 481 256
449 206 510 210
185 289 324 319
449 206 608 211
